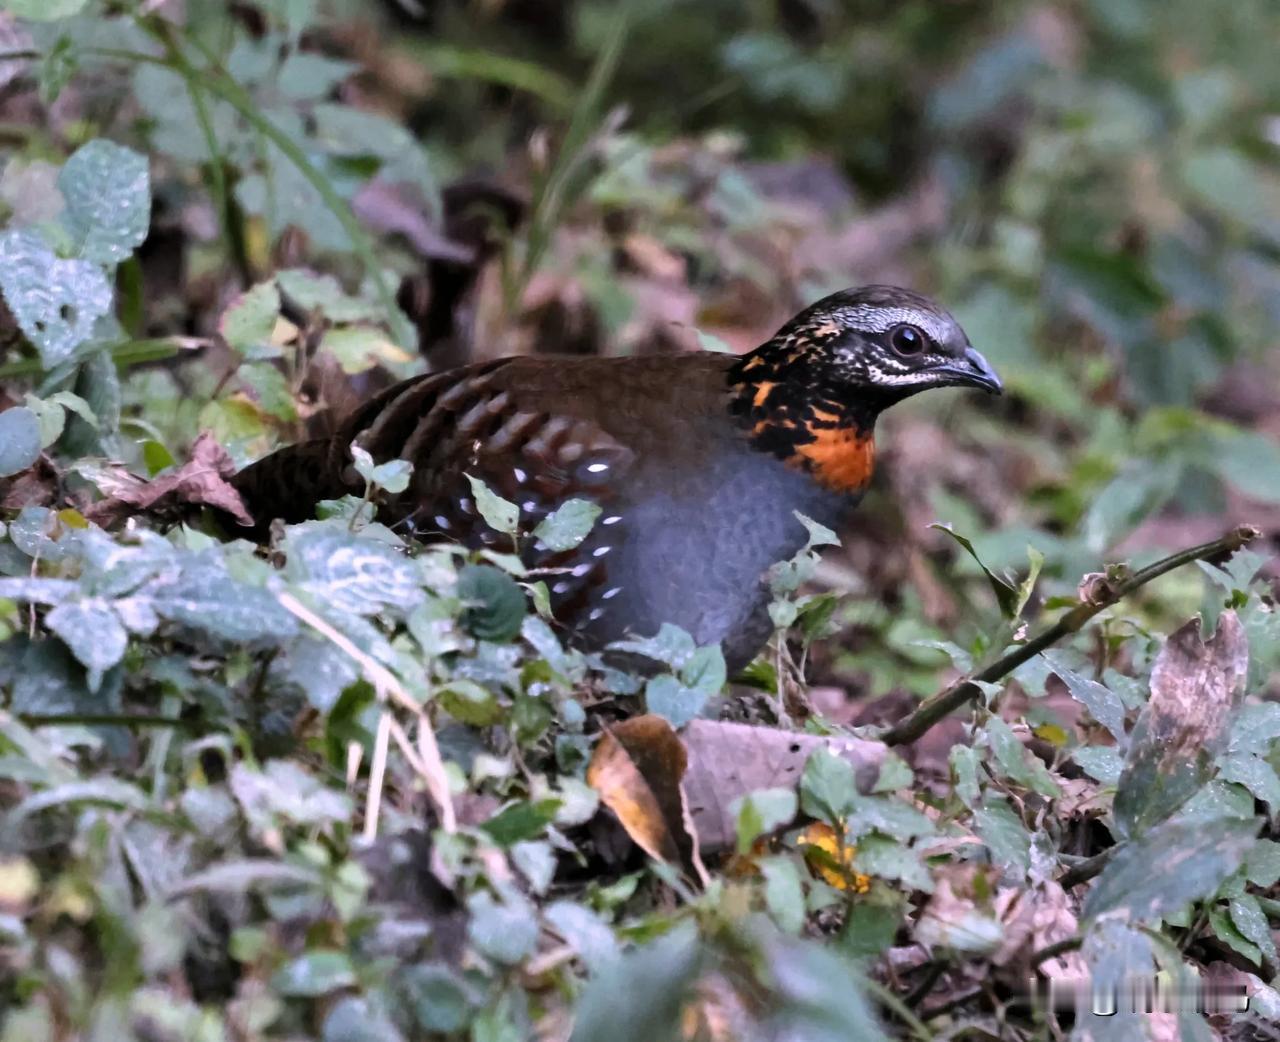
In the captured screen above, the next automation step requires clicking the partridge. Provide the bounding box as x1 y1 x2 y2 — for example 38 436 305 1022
233 286 1001 670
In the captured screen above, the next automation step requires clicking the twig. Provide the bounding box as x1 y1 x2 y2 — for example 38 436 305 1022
1058 846 1116 890
277 592 456 832
19 713 196 730
881 525 1260 747
903 959 947 1009
1029 935 1084 970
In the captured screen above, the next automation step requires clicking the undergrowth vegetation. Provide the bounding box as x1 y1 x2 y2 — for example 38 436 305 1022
0 1 1279 1040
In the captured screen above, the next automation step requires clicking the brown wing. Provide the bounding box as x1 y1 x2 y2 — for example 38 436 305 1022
235 357 652 615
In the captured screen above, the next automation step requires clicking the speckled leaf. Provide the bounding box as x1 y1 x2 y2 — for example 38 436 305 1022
533 498 600 551
1115 612 1248 839
3 0 87 19
45 599 127 682
544 901 619 967
0 230 111 365
286 526 423 617
148 551 297 643
1045 651 1128 744
466 890 538 965
59 140 150 264
0 406 41 476
1083 815 1259 923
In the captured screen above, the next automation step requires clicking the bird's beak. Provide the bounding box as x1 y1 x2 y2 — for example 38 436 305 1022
932 347 1003 395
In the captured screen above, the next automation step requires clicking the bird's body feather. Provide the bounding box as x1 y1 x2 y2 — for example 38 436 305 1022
232 286 1000 672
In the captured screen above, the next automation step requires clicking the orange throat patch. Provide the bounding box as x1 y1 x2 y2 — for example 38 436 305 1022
792 425 876 494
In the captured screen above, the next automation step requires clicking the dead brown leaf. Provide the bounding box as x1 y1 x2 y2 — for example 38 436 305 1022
84 430 253 529
587 715 703 878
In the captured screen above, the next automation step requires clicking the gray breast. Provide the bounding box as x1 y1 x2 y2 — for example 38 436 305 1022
572 442 853 670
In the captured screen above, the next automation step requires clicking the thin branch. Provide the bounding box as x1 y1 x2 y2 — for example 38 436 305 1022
1029 934 1084 970
1058 846 1116 890
881 524 1260 747
18 713 196 730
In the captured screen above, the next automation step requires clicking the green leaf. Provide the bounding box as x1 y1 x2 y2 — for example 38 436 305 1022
608 623 696 670
1218 754 1280 817
438 679 501 726
570 924 700 1042
544 901 619 967
465 474 519 536
0 230 112 366
533 498 601 551
1073 745 1125 785
1229 894 1277 965
1044 652 1127 744
480 799 561 846
1213 430 1280 504
983 716 1060 797
732 788 797 853
846 794 935 843
929 523 1019 616
401 964 480 1033
0 406 41 476
1013 545 1044 616
220 281 281 353
839 896 902 961
761 856 805 934
457 564 525 642
349 445 412 494
272 950 357 997
286 526 423 617
1210 906 1262 967
58 140 150 265
973 796 1031 874
1083 815 1259 923
2 0 87 20
800 748 858 823
322 996 405 1042
851 835 932 893
511 841 557 895
643 675 706 728
45 599 127 686
466 890 539 965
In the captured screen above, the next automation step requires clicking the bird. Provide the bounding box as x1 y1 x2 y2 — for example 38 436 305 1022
232 285 1001 671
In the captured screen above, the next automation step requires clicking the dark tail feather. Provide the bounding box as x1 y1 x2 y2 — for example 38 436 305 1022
231 438 353 537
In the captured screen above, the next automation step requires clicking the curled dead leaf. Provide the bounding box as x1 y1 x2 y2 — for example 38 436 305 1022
84 431 253 529
586 715 705 880
587 716 888 870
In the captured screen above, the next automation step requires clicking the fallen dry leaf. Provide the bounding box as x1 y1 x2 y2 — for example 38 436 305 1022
587 715 703 878
84 430 253 528
992 879 1086 978
681 719 885 854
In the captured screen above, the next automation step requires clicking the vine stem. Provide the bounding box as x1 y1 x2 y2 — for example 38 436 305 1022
880 524 1261 748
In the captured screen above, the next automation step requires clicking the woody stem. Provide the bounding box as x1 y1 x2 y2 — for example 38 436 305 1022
879 524 1261 748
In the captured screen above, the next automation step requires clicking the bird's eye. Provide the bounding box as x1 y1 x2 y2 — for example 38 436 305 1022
888 324 928 356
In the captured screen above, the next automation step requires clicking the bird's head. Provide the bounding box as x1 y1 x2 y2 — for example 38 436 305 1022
729 285 1002 492
751 285 1002 402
